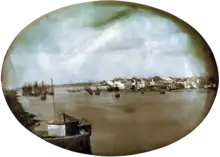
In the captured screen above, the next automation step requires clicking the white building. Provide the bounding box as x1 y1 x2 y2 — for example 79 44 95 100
114 81 125 89
106 80 125 89
140 79 146 88
124 80 132 89
184 79 198 89
106 80 114 86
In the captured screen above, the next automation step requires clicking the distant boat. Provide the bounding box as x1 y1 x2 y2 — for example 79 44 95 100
67 81 77 93
84 88 93 95
95 91 100 95
89 91 93 95
107 86 115 92
115 92 120 98
67 89 77 93
40 96 46 101
95 87 101 95
40 92 47 101
48 91 54 95
160 91 166 94
140 88 145 94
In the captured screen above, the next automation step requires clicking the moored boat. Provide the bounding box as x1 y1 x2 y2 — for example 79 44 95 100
115 91 121 98
95 87 101 95
160 91 166 94
35 113 92 154
67 89 77 93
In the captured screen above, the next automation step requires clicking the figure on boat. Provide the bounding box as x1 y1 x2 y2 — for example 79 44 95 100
95 86 100 95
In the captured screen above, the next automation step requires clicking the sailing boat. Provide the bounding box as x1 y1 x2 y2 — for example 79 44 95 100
40 78 55 100
48 79 54 96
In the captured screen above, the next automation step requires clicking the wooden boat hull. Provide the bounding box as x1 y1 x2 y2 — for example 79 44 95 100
42 134 91 154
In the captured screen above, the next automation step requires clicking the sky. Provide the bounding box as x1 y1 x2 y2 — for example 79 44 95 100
2 1 216 88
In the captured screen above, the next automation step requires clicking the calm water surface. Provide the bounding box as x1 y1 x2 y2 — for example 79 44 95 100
19 87 215 155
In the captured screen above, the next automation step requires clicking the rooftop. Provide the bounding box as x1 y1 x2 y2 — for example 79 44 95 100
79 118 91 126
48 113 80 125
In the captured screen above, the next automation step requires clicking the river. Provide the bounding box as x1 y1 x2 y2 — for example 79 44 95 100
18 87 216 156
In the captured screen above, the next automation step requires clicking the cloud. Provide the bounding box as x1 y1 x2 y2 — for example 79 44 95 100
3 3 205 88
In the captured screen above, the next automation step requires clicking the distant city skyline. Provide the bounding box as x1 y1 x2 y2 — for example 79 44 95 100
2 2 215 89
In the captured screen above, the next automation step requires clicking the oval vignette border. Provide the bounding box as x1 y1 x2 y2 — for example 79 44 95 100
0 0 219 155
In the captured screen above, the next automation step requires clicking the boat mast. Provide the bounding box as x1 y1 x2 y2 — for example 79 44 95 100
72 80 73 90
51 78 55 119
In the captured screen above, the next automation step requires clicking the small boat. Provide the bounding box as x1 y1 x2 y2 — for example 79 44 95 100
67 89 82 93
140 88 145 94
88 90 93 95
160 91 166 94
84 86 93 95
115 92 121 98
95 87 101 95
107 86 116 92
40 95 47 101
40 92 47 101
67 89 77 93
95 91 100 95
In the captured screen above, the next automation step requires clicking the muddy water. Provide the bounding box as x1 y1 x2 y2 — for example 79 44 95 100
19 87 216 156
